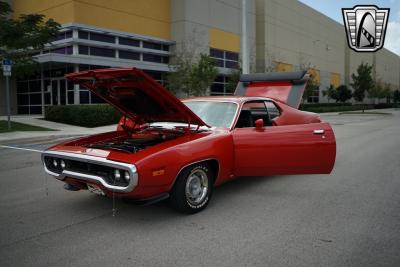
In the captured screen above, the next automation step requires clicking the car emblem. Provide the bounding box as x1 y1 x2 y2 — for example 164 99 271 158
342 5 390 52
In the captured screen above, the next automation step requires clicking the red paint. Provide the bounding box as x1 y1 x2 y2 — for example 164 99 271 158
46 68 336 201
244 81 305 109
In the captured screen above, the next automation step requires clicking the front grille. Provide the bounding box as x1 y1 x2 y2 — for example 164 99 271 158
43 156 129 187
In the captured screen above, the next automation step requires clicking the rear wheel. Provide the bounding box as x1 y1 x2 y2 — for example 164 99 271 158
170 163 214 214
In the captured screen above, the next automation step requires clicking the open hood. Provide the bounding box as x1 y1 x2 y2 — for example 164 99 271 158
234 71 309 109
65 68 208 127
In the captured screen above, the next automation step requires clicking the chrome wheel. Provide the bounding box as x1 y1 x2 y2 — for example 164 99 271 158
185 168 209 206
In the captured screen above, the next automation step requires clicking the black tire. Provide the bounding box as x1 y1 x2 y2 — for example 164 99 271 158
170 163 214 214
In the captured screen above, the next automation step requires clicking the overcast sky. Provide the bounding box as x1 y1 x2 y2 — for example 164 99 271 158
298 0 400 56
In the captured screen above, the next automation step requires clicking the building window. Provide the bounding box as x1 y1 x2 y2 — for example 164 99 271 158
50 30 73 42
90 32 115 43
119 50 140 60
307 88 320 103
45 46 73 55
144 70 166 86
16 65 75 114
78 46 115 58
78 65 111 104
79 45 89 55
143 41 162 50
78 31 89 39
210 75 235 96
209 48 239 69
90 47 115 57
143 53 168 63
78 30 115 43
119 37 140 47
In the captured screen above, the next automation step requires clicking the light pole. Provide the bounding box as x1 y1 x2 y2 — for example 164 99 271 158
2 59 12 130
242 0 249 74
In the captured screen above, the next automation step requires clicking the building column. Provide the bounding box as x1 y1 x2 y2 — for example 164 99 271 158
73 64 80 104
344 43 350 87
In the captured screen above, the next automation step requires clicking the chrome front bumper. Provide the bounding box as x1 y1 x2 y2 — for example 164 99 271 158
41 150 138 193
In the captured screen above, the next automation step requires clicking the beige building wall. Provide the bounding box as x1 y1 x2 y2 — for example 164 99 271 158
375 49 400 90
171 0 256 71
256 0 400 102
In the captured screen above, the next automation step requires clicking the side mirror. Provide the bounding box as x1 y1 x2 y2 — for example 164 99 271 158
255 119 264 130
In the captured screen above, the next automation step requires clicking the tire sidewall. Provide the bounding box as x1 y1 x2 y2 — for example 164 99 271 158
184 165 212 210
171 163 214 213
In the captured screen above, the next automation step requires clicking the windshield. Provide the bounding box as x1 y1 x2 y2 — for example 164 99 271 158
183 101 238 128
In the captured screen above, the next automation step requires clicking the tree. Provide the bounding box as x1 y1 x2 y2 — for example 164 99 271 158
225 69 241 94
167 53 218 97
350 62 374 111
335 85 352 103
0 1 60 76
189 54 219 96
322 84 338 103
298 60 319 104
368 79 381 103
382 83 392 103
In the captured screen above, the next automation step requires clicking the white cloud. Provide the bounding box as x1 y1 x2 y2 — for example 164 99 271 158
384 11 400 55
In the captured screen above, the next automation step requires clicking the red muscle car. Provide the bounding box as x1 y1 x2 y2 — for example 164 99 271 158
42 68 336 213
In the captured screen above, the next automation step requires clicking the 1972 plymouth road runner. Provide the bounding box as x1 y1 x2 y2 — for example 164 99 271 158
42 68 336 213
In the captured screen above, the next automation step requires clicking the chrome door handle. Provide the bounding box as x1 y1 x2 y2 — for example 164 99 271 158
313 129 325 134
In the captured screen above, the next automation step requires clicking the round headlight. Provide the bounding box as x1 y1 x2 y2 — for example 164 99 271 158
114 169 121 180
60 160 66 169
52 159 58 167
124 171 130 181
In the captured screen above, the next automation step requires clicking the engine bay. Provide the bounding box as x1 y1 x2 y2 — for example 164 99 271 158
85 128 184 153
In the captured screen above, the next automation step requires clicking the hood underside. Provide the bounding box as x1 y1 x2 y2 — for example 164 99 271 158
65 68 208 127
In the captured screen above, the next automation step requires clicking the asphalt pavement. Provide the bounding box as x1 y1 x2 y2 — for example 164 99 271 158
0 111 399 266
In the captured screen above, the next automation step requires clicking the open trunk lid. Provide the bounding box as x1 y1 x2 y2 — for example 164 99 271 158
65 68 208 127
234 71 309 109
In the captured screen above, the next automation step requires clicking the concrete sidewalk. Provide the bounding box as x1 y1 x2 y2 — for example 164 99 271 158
0 115 116 143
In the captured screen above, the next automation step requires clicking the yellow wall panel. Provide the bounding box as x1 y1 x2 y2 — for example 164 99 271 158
330 72 340 88
275 62 293 72
73 0 170 39
308 68 320 85
209 28 240 52
12 0 75 24
12 0 171 39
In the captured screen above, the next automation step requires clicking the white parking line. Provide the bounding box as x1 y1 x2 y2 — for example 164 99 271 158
0 145 43 153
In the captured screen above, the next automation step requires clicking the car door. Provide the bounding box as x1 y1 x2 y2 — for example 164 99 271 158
232 102 336 176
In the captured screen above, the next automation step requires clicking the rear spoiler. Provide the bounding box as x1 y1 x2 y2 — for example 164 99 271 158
238 71 308 84
234 71 310 109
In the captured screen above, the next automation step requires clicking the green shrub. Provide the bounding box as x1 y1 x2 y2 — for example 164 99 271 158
45 105 121 127
300 102 352 109
374 103 394 109
301 104 374 113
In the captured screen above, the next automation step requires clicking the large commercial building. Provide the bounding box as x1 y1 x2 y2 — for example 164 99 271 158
1 0 399 115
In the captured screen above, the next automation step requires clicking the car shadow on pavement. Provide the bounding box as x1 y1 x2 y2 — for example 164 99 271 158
53 174 291 226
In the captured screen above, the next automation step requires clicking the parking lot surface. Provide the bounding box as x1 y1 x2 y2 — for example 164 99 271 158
0 111 399 266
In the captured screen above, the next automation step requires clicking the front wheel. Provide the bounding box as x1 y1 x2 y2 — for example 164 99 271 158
170 163 214 214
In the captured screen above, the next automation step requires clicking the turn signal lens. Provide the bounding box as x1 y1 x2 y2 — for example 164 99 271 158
53 159 58 167
60 160 66 169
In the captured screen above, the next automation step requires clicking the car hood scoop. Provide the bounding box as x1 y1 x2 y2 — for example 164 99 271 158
65 68 208 126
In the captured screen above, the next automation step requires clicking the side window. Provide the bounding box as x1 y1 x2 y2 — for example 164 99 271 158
264 101 280 120
235 101 271 128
